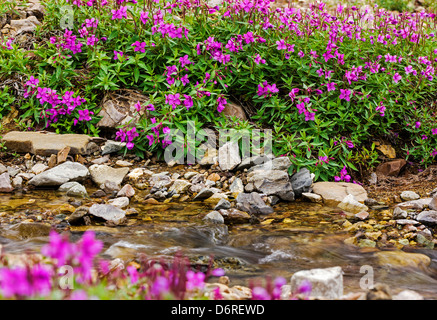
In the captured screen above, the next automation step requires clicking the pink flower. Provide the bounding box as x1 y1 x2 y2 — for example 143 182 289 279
140 11 149 24
415 121 421 128
339 89 352 101
298 50 305 58
276 39 286 50
431 128 437 135
131 41 146 53
217 96 227 113
179 54 191 67
111 6 127 20
393 73 402 83
326 82 336 92
183 94 193 110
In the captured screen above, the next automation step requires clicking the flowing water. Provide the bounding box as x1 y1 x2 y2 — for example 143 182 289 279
1 190 437 299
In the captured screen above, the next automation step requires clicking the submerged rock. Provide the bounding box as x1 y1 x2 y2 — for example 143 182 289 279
337 194 368 214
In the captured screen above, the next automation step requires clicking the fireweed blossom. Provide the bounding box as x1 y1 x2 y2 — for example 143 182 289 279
217 96 227 113
339 89 352 101
334 166 351 182
131 41 146 53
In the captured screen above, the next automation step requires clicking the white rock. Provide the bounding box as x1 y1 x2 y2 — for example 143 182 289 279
302 192 322 203
31 163 48 175
290 266 343 299
168 179 192 194
338 194 368 214
392 290 424 300
400 191 420 201
108 197 130 209
218 141 241 171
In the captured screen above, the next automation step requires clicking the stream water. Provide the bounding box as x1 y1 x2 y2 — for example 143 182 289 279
1 190 437 299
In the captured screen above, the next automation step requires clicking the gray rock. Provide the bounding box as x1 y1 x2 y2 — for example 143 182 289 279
0 172 14 192
429 193 437 211
17 172 35 181
395 198 432 210
203 211 225 224
400 191 420 201
108 197 130 209
91 155 110 165
31 163 48 175
193 188 215 201
184 172 198 179
218 141 241 171
89 204 126 224
247 169 294 201
100 181 121 194
59 182 88 198
236 192 274 215
12 176 23 189
290 168 312 198
89 164 129 187
396 219 420 225
416 210 437 226
28 161 89 187
101 140 125 155
393 207 408 219
149 173 172 189
7 166 20 177
0 163 7 174
236 154 274 171
214 199 231 210
66 206 89 225
229 177 244 195
290 266 343 299
248 156 292 173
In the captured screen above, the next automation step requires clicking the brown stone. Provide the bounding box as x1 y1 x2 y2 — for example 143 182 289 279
57 146 70 164
375 159 407 177
222 102 247 120
207 173 221 182
312 182 368 206
1 131 94 156
47 154 57 168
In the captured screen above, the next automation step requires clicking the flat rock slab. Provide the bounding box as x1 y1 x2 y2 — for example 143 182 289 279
1 131 96 156
28 161 89 187
312 182 367 206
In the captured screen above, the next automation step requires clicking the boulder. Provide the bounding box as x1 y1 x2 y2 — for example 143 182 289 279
290 266 343 299
193 188 215 201
229 177 244 195
311 182 367 206
89 164 129 187
236 154 273 171
290 167 312 198
148 173 172 189
395 198 432 211
29 161 89 187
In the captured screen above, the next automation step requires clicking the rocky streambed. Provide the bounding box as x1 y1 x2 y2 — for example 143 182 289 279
1 131 437 300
